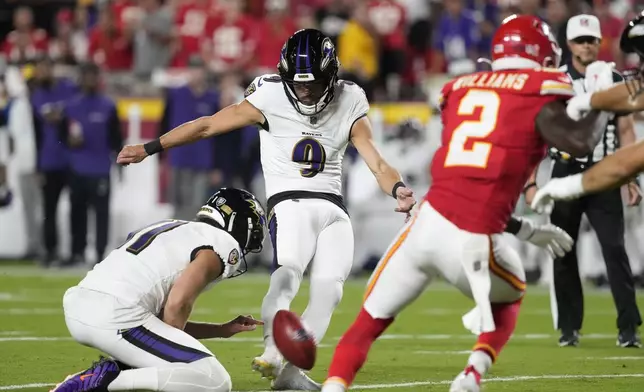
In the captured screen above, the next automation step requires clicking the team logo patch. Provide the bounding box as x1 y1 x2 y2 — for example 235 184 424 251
580 18 589 27
244 82 256 98
630 25 644 38
320 38 335 71
216 197 226 207
228 249 240 265
220 204 233 215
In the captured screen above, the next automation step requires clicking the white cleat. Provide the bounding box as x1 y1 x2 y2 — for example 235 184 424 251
449 366 481 392
271 363 321 391
251 356 281 380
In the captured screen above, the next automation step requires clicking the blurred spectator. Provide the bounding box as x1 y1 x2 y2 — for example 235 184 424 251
518 0 544 18
338 2 378 100
468 0 499 56
29 57 78 266
159 62 221 220
431 0 479 76
64 63 122 265
172 0 211 67
88 6 134 70
1 64 38 259
2 7 48 65
593 0 625 69
315 0 350 46
367 0 406 100
399 0 432 55
201 0 256 76
111 0 143 30
49 9 88 65
545 0 570 64
133 0 174 79
254 0 298 75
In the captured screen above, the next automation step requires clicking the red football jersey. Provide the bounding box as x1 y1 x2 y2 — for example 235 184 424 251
88 27 133 70
172 1 211 67
366 0 406 49
2 29 48 63
255 16 297 69
203 14 256 67
426 68 574 234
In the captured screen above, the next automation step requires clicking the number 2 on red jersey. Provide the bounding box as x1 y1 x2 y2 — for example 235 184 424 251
444 89 500 169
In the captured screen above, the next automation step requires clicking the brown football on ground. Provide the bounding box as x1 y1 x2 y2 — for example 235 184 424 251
272 310 317 370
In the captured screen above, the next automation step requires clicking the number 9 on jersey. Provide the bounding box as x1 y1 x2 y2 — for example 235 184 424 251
292 138 327 178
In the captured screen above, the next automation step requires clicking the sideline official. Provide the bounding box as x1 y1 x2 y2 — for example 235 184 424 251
64 63 122 265
525 15 642 348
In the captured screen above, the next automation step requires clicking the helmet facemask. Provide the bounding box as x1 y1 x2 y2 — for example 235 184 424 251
278 31 339 117
282 75 336 116
620 13 644 98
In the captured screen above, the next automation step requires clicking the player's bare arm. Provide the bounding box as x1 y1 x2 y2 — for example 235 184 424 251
116 100 265 165
617 112 643 206
350 116 416 214
162 249 224 331
162 248 263 339
579 141 644 194
523 168 539 205
586 83 644 112
535 100 609 157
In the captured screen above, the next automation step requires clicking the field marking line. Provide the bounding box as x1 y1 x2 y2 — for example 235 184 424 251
584 356 644 360
0 333 620 343
413 350 471 355
247 373 644 392
2 373 644 390
0 384 55 390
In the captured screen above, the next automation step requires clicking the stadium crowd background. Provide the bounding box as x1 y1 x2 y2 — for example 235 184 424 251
1 0 644 287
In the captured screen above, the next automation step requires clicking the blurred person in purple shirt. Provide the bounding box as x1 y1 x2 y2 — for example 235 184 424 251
159 63 221 221
30 57 78 266
430 0 480 74
466 0 499 56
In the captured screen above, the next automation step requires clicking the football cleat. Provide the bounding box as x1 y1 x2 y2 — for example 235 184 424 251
559 330 580 347
449 365 481 392
50 357 120 392
617 328 642 348
271 362 321 391
252 356 281 380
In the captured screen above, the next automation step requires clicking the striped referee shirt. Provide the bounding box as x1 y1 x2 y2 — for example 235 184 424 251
554 62 624 164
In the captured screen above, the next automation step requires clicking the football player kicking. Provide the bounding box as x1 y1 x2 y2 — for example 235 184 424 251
320 15 612 392
51 188 266 392
531 13 644 213
117 29 416 390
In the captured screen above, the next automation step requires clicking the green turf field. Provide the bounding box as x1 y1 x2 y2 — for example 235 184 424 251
1 265 643 391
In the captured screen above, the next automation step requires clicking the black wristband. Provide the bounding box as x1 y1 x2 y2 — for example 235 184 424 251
143 139 164 156
504 216 522 235
522 182 537 194
391 181 405 199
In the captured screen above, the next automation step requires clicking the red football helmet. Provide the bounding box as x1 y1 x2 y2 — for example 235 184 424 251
488 15 562 70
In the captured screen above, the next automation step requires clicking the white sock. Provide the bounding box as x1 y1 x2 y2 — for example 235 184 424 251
467 350 492 375
301 278 343 343
109 357 231 392
321 380 347 392
261 266 303 361
108 368 158 391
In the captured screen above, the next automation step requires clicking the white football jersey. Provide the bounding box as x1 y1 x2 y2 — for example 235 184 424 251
77 220 241 315
244 74 369 198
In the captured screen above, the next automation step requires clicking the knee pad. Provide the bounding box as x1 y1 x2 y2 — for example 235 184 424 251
266 265 303 298
192 357 232 392
309 277 343 308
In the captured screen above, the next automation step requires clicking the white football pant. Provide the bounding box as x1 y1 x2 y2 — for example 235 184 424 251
363 201 525 323
63 287 231 392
